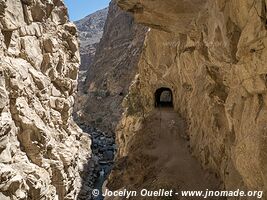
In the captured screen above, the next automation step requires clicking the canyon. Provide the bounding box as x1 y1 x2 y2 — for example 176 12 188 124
74 8 108 72
80 0 147 134
73 7 108 126
1 0 267 199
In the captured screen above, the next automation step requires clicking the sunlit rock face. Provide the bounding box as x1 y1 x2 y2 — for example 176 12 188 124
0 0 91 199
117 0 208 33
74 8 108 71
110 0 267 196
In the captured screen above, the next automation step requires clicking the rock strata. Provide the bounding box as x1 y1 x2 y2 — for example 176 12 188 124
0 0 91 199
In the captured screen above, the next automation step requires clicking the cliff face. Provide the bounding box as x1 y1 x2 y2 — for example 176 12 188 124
74 8 108 71
79 0 147 133
0 0 91 199
73 8 108 117
108 0 267 196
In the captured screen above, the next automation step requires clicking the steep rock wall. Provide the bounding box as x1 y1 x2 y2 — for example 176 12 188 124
74 8 108 72
79 0 147 134
73 8 108 119
0 0 91 199
110 0 267 197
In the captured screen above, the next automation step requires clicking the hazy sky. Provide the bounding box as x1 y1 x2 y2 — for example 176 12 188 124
64 0 110 21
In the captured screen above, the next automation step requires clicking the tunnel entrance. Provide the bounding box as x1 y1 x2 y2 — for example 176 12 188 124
155 87 173 107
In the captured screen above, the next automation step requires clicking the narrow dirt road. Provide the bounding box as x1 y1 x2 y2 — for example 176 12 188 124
144 108 221 193
107 107 224 200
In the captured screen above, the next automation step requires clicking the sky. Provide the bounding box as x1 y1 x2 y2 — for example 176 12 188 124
64 0 111 21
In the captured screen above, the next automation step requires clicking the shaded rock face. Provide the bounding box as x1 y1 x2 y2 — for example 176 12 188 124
73 8 108 117
78 0 147 133
74 8 108 71
108 0 267 196
0 0 91 199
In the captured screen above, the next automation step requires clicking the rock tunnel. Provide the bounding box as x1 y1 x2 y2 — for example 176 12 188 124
154 87 173 107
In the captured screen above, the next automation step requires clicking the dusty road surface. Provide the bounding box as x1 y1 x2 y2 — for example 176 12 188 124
106 108 225 200
144 108 222 193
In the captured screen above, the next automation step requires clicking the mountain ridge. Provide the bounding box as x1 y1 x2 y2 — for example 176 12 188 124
74 7 108 71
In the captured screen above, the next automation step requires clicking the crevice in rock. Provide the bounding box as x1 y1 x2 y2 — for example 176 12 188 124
1 30 13 49
0 0 6 18
127 3 144 14
199 32 210 61
255 93 264 121
141 22 170 32
21 0 31 25
261 0 267 28
253 0 267 29
226 18 241 64
206 65 229 103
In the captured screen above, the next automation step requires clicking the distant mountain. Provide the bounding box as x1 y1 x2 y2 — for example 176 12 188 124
74 7 108 71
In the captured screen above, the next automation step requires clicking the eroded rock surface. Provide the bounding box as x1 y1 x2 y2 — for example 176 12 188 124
73 8 108 118
77 0 147 134
74 8 108 72
106 0 267 198
0 0 91 199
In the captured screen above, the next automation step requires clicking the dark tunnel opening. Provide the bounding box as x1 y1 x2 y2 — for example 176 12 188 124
155 87 173 108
